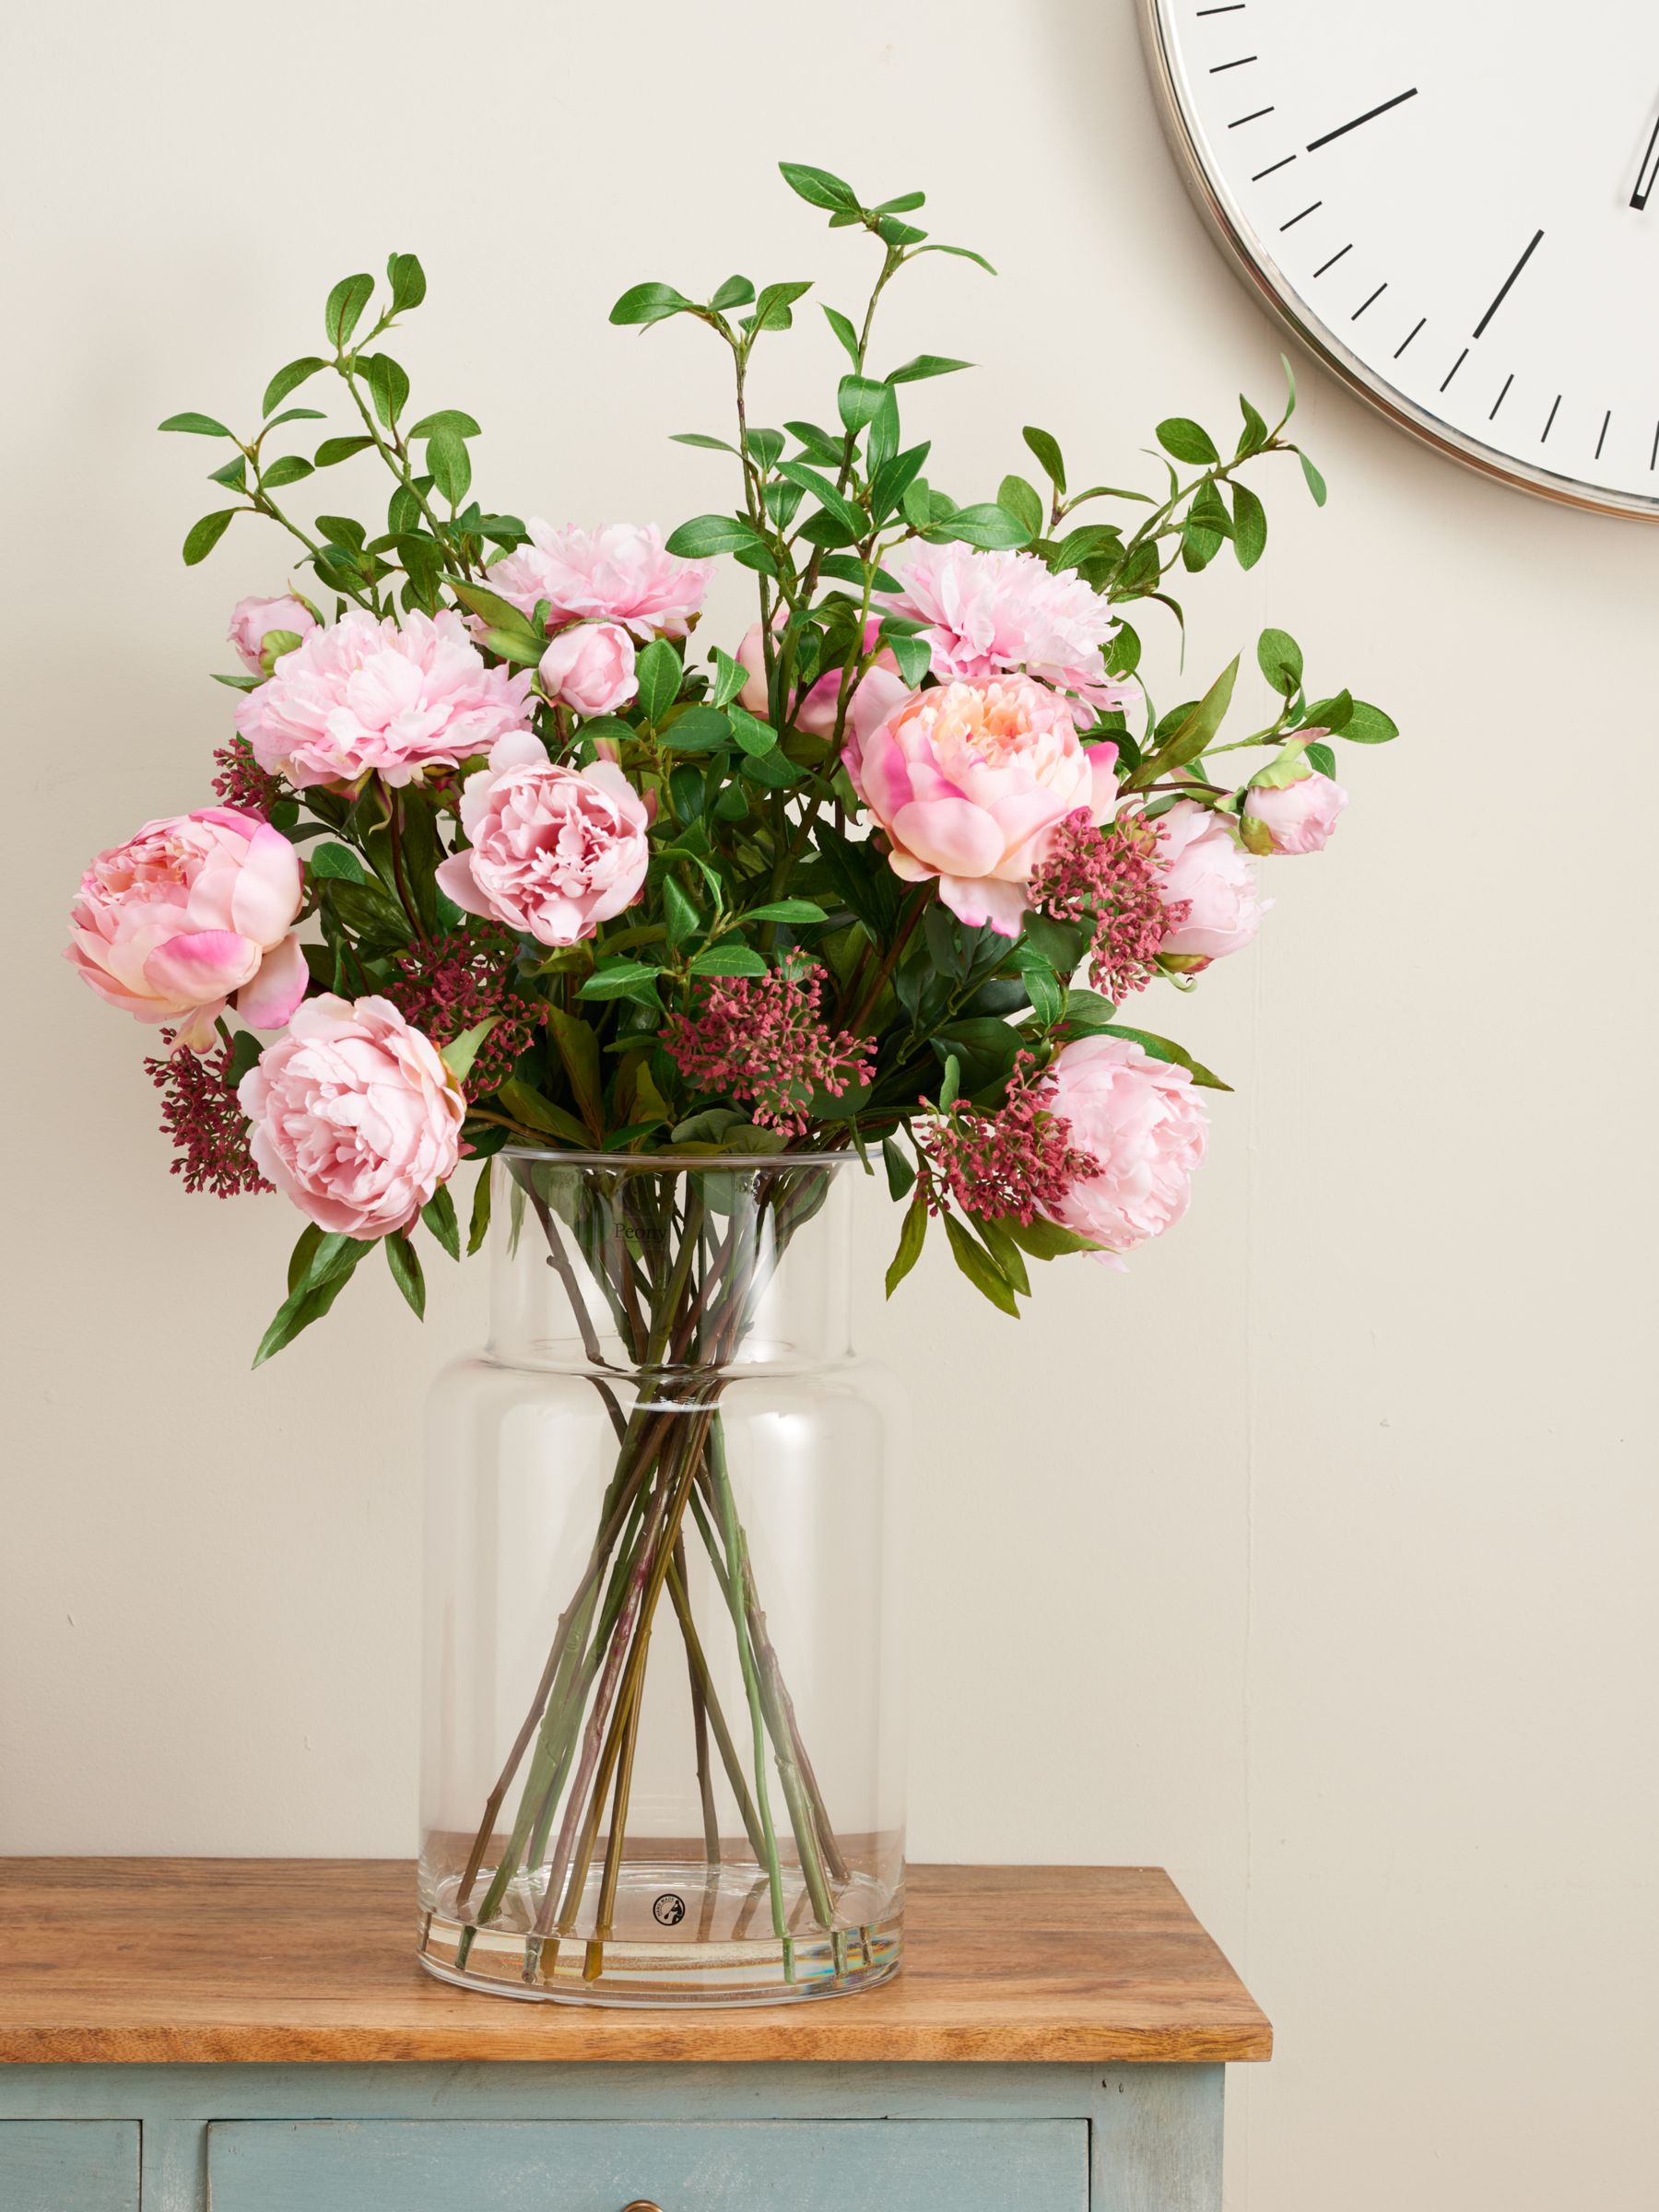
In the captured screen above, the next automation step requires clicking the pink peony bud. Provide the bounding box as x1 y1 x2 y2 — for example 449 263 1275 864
228 594 318 675
1242 763 1350 854
1153 800 1266 962
538 621 638 717
1041 1033 1208 1266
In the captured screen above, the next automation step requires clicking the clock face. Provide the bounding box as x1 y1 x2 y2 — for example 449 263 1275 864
1141 0 1659 517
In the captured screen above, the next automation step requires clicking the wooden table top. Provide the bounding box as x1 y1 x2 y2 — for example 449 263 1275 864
0 1859 1271 2066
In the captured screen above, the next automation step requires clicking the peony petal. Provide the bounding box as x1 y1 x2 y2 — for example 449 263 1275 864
936 873 1030 938
1088 742 1121 824
434 850 492 918
228 823 304 945
234 932 309 1030
891 795 1006 878
144 930 261 1005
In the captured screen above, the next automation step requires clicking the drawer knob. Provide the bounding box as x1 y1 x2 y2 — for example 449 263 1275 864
620 2203 665 2211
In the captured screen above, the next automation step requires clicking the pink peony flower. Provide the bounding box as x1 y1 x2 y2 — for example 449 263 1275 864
485 521 712 641
239 994 465 1240
436 733 651 947
878 544 1140 726
1153 800 1266 962
848 675 1119 936
1242 761 1350 854
1041 1033 1208 1265
66 806 307 1053
228 594 317 674
538 621 637 717
233 609 534 792
735 616 903 739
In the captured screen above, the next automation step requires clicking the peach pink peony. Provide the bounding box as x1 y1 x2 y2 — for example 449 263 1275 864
239 994 465 1240
436 733 652 947
878 544 1140 726
486 521 712 641
538 621 638 717
1242 763 1350 854
66 806 307 1053
735 616 903 739
1154 800 1265 961
1041 1034 1208 1265
849 675 1119 936
228 594 317 674
233 609 534 792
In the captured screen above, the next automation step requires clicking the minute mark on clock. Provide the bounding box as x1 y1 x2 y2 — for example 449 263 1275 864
1440 348 1468 394
1471 229 1544 341
1351 284 1387 321
1306 88 1418 154
1279 199 1321 230
1488 374 1513 421
1253 155 1296 181
1630 112 1659 208
1210 55 1256 72
1540 394 1561 444
1394 319 1425 360
1312 243 1351 277
1228 106 1274 128
1194 4 1247 13
1594 410 1611 462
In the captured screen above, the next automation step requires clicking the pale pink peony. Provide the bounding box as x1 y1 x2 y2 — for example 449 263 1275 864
233 609 534 792
228 594 317 674
848 676 1119 936
879 544 1140 726
66 807 307 1053
538 621 638 717
1154 800 1266 961
1242 762 1350 854
485 521 712 641
1041 1033 1208 1266
735 616 903 739
239 994 464 1240
436 733 651 947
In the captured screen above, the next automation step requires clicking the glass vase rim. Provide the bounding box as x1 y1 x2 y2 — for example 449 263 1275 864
496 1145 863 1173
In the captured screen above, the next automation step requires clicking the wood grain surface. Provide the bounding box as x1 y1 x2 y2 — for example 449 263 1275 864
0 1860 1271 2065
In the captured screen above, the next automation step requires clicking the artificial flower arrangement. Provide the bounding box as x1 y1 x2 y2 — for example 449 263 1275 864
70 161 1391 1353
66 167 1394 1999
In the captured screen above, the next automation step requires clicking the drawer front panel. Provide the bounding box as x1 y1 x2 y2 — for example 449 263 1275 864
207 2117 1088 2210
0 2122 139 2212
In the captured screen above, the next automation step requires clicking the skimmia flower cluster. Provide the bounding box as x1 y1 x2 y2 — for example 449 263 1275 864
69 163 1394 1359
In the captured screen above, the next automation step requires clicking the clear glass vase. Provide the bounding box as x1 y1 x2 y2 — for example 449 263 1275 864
418 1149 906 2006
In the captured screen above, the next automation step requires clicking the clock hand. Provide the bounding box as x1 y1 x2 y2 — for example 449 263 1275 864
1631 111 1659 209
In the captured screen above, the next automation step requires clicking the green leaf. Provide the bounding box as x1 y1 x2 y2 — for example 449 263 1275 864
315 433 375 468
822 304 861 364
634 637 682 724
776 460 865 539
666 512 770 559
448 580 541 642
779 160 861 212
386 252 427 313
750 280 812 333
743 899 826 925
661 703 729 753
711 648 748 711
421 1182 461 1260
885 1188 929 1298
1256 627 1303 696
182 510 236 566
1299 450 1328 506
664 875 702 949
1280 352 1298 421
441 1015 501 1086
1060 987 1118 1035
1021 961 1064 1028
689 943 768 978
547 1006 604 1136
285 1223 326 1295
483 626 541 667
1305 739 1338 779
738 746 804 789
253 1236 368 1366
974 1214 1030 1298
1237 394 1270 456
498 1078 592 1147
263 359 327 417
1022 425 1066 493
887 354 972 384
1100 1024 1231 1091
385 1231 426 1319
406 408 482 440
307 841 367 883
935 502 1030 550
324 272 375 349
671 432 739 455
727 703 776 757
159 410 233 438
1051 523 1121 573
943 1210 1019 1315
260 453 313 488
1231 482 1267 570
917 240 997 274
937 1053 962 1112
1157 417 1220 466
426 424 471 506
997 473 1044 541
466 1165 493 1255
882 1135 915 1200
996 1213 1101 1260
610 280 693 327
1123 656 1240 790
838 374 889 431
710 273 756 312
1339 699 1398 744
579 959 662 1002
208 454 247 489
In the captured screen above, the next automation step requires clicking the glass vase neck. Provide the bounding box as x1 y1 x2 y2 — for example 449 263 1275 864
486 1151 860 1374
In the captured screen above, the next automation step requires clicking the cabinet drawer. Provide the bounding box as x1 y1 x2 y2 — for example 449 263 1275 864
207 2117 1088 2210
0 2123 139 2212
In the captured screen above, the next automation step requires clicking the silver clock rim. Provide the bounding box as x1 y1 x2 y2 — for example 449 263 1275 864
1136 0 1659 524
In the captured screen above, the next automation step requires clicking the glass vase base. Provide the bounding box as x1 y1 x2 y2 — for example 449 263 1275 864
418 1861 902 2007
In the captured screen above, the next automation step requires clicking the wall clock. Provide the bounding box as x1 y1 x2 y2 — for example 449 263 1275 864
1139 0 1659 519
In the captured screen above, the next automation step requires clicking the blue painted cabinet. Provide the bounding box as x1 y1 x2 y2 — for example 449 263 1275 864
207 2117 1089 2211
0 2122 138 2212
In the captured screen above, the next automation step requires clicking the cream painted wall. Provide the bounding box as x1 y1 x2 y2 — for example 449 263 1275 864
5 2 1656 2206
